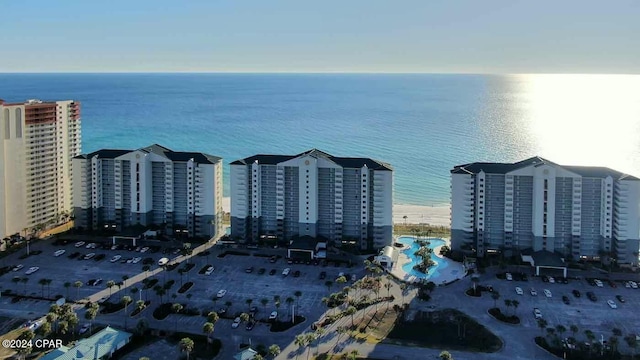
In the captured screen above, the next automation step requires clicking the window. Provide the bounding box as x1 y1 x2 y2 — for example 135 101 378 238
136 163 140 172
14 109 22 138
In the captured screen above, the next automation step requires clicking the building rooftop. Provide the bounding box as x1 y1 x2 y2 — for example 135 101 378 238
40 326 132 360
521 249 566 268
230 148 392 171
451 156 639 181
74 144 222 164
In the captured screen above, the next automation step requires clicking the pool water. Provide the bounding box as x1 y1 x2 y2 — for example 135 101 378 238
397 236 452 281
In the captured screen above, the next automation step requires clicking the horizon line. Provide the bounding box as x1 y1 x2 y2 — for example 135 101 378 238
0 71 638 76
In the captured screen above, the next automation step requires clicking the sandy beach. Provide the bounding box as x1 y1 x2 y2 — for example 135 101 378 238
222 198 450 227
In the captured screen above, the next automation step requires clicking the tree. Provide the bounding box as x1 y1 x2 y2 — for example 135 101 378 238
172 303 183 331
555 325 566 340
44 278 52 298
155 286 166 304
511 299 519 316
261 298 269 313
246 298 253 311
106 280 116 297
286 297 295 319
135 300 146 314
439 350 453 360
294 290 302 308
21 277 29 295
64 281 71 299
346 306 357 328
325 280 333 292
254 355 264 360
179 337 194 360
537 318 548 335
403 215 408 225
74 280 83 300
268 344 281 359
202 322 214 347
503 299 512 314
122 275 129 288
347 349 359 360
491 291 500 308
38 321 52 337
624 334 638 358
207 311 219 325
85 306 98 334
294 334 307 360
570 324 579 339
120 296 132 329
239 312 250 323
38 278 48 298
58 320 69 335
11 276 21 293
304 332 317 360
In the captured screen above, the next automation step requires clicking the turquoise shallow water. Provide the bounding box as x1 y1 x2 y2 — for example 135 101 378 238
1 73 639 206
397 235 454 281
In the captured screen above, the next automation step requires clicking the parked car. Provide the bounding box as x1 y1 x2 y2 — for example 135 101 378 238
269 311 278 320
25 266 39 275
12 264 24 272
548 277 555 284
530 288 538 296
515 287 523 295
319 271 327 280
294 270 301 278
616 295 625 303
84 253 95 260
533 308 543 319
630 281 638 289
269 269 276 275
85 243 97 249
572 289 581 298
140 247 150 253
79 324 91 334
269 256 277 263
541 275 549 282
232 317 241 328
110 255 122 263
245 266 254 273
587 292 598 302
158 257 169 266
94 279 103 286
217 289 227 298
505 273 513 281
282 268 290 276
258 268 266 275
132 257 142 264
75 241 86 248
217 307 227 315
94 254 106 261
562 296 570 305
246 321 255 331
607 300 618 309
54 249 66 257
205 266 215 275
608 280 617 288
544 289 552 298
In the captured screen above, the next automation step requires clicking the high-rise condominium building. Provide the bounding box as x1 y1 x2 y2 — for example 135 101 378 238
230 149 393 250
0 99 81 237
72 144 223 239
450 157 640 265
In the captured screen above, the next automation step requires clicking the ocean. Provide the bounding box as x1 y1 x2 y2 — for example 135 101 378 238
1 73 639 206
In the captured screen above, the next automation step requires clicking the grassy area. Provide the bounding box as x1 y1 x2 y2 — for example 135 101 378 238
385 308 502 352
0 328 25 359
392 224 450 238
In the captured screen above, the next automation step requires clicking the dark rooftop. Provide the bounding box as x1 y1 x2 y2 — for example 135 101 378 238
452 156 639 181
74 144 221 164
230 148 392 171
521 249 566 268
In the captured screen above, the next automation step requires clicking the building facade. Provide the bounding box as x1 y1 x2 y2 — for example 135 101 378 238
450 157 640 265
0 99 81 237
72 144 223 238
230 149 393 251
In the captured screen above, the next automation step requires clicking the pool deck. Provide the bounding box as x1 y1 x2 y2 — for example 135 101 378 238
389 237 467 285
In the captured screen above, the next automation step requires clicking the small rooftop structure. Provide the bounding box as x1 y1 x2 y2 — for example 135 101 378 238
40 326 132 360
234 347 258 360
375 245 399 270
287 236 327 261
521 249 567 277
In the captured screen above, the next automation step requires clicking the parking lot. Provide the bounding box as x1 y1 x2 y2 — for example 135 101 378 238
487 271 640 338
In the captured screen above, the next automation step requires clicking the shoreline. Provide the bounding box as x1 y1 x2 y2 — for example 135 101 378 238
222 197 451 227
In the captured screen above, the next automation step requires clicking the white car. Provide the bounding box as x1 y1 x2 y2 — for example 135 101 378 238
54 249 66 257
544 289 552 298
548 277 555 284
269 311 278 320
625 281 632 288
85 243 96 249
111 245 119 250
25 266 39 275
110 255 122 263
12 264 24 272
217 289 227 298
231 317 241 328
205 266 215 275
140 247 150 253
505 273 513 281
607 300 618 309
533 308 543 319
97 296 110 304
515 287 523 295
630 281 638 289
595 280 604 288
282 268 291 276
75 241 86 248
530 288 538 296
132 257 142 264
79 324 91 334
84 253 95 260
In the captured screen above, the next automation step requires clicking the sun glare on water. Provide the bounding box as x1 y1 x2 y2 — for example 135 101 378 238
518 74 640 175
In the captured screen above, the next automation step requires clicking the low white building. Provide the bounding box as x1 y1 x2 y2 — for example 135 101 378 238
375 245 399 270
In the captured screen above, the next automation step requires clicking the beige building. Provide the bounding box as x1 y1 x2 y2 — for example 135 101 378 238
0 99 81 237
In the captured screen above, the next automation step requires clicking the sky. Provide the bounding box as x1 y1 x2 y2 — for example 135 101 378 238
0 0 639 73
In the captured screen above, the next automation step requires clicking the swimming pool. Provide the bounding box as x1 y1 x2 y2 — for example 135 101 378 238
396 236 455 281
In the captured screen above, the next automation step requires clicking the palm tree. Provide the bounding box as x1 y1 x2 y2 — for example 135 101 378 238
286 297 295 319
491 291 500 308
172 303 183 331
45 279 53 298
555 325 566 340
21 277 29 295
207 311 219 324
609 336 619 356
624 334 638 358
347 349 359 360
46 312 58 333
304 332 317 360
537 318 548 335
325 280 333 292
294 290 302 308
503 299 512 315
155 287 166 304
84 306 98 334
239 312 250 324
268 344 281 359
134 300 145 315
74 280 83 300
122 295 133 329
179 337 194 360
106 280 116 297
254 355 264 360
225 300 232 311
511 299 519 316
122 275 129 288
569 324 579 339
11 276 21 293
346 305 357 328
403 215 408 225
246 298 253 311
439 350 453 360
294 334 307 360
261 298 269 314
64 281 71 299
38 278 48 298
202 322 214 348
